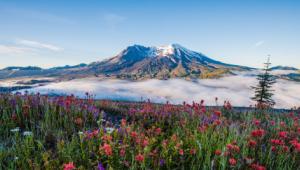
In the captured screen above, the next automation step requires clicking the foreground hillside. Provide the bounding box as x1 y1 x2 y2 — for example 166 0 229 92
0 93 300 169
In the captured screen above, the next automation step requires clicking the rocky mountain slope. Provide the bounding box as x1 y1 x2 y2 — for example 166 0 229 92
88 44 250 80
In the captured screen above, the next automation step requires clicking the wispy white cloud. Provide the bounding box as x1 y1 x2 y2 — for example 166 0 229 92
0 45 35 55
103 13 126 29
16 39 63 51
0 39 63 57
254 40 265 47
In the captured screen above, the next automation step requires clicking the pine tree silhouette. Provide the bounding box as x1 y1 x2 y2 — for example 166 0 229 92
252 56 276 107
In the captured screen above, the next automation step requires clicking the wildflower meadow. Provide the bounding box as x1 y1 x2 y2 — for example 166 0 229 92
0 92 299 169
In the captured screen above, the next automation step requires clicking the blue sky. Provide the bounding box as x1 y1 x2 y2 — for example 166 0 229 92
0 0 299 69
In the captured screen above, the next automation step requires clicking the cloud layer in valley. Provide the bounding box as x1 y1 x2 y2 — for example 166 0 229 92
20 71 300 109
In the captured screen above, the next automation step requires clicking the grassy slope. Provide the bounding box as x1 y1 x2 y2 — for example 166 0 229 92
0 94 299 169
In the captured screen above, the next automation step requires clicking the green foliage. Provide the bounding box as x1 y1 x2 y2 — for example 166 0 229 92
0 94 299 169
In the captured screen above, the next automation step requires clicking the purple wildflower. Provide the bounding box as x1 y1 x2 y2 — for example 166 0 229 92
159 159 165 166
98 162 105 170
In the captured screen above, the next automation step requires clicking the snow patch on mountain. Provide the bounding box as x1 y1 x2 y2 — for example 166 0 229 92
155 45 175 56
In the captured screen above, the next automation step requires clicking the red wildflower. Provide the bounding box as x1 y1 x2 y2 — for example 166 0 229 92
121 119 126 127
233 145 240 152
101 143 113 156
229 158 237 166
227 143 240 153
295 143 300 152
198 125 208 133
135 153 144 162
135 138 141 144
86 129 99 139
142 139 149 147
271 146 276 152
282 145 289 152
278 131 288 139
179 149 184 155
270 139 284 145
251 129 265 138
93 129 99 135
248 139 257 147
201 106 206 113
290 140 300 152
126 127 131 133
270 120 275 126
289 139 298 145
130 131 138 138
63 162 75 170
120 148 126 157
213 119 221 126
102 135 112 142
155 128 161 135
253 119 260 126
214 110 222 117
227 144 233 150
215 149 222 156
251 163 266 170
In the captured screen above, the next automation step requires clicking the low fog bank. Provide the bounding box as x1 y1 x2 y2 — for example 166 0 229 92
19 72 300 109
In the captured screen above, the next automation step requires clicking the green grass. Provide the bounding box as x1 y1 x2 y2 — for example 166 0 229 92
0 93 299 170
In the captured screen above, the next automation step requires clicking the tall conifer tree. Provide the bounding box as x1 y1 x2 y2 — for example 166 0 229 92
252 57 276 107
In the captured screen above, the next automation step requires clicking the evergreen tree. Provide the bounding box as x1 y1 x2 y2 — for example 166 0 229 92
252 57 276 107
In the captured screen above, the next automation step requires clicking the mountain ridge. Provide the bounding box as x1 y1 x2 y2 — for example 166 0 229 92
3 44 298 81
88 44 251 80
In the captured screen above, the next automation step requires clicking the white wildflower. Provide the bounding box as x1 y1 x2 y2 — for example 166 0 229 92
23 131 33 136
105 127 115 134
10 127 20 133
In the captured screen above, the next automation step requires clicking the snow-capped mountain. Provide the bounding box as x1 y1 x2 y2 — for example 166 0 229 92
1 44 299 81
88 44 250 80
